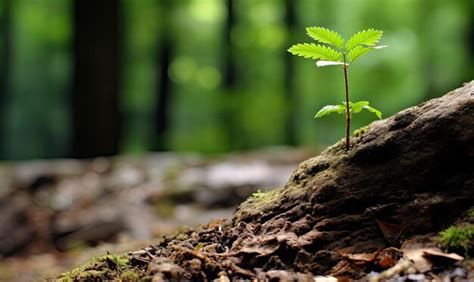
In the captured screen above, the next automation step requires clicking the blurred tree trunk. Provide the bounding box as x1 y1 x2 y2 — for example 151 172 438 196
72 0 122 158
284 0 296 146
0 0 11 159
153 0 173 151
222 0 237 149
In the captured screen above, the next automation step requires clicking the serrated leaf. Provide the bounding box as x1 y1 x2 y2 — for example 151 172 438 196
288 43 342 61
347 46 371 62
316 60 347 67
351 101 369 114
314 104 345 118
346 29 383 50
306 27 344 49
363 105 383 119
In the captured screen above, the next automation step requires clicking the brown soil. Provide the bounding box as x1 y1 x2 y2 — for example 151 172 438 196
60 81 474 281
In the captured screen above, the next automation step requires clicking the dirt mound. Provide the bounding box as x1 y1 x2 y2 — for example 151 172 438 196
59 81 474 281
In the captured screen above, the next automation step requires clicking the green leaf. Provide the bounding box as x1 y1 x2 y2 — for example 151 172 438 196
345 29 383 50
288 43 342 61
306 27 344 49
351 101 369 114
314 104 345 118
363 105 383 119
347 46 371 62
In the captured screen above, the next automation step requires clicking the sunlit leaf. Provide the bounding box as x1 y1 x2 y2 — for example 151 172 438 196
351 101 369 114
288 43 342 61
347 46 371 62
306 27 344 49
346 29 383 50
363 105 383 119
314 104 345 118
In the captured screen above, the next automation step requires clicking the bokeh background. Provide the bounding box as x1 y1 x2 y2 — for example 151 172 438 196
0 0 473 279
0 0 472 161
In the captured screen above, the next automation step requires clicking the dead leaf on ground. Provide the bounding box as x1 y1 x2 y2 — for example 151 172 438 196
376 247 402 269
336 249 378 263
314 275 338 282
403 247 464 273
375 219 402 244
422 248 464 262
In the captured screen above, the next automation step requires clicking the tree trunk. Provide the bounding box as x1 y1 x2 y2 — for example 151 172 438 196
221 0 238 149
0 0 12 159
153 0 173 151
71 0 122 158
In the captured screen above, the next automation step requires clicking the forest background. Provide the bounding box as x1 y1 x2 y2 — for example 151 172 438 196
0 0 472 160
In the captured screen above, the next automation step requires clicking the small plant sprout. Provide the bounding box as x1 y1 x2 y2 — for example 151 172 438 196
288 27 386 150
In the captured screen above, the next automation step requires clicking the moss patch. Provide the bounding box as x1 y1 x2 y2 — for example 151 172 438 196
439 225 474 256
58 253 130 281
468 207 474 219
236 188 281 217
353 125 371 137
120 270 140 281
438 207 474 257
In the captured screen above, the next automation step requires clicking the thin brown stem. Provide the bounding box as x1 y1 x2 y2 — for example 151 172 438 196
343 54 350 150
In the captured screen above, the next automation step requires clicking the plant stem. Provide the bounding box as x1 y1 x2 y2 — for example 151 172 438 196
343 54 350 150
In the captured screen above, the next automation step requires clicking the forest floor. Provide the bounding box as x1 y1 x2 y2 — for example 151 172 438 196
0 147 314 280
60 213 473 281
2 82 473 281
56 81 474 281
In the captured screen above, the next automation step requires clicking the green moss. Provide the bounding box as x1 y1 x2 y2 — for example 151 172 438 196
439 225 474 256
251 189 279 205
250 189 271 199
468 207 474 220
120 270 140 281
352 125 370 137
236 188 281 218
58 253 130 281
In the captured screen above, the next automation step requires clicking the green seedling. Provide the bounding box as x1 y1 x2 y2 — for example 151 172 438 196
288 27 386 150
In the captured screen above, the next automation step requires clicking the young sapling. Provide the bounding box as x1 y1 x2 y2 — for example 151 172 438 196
288 27 386 150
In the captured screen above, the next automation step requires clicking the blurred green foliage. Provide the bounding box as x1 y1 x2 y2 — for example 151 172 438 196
3 0 71 159
0 0 472 160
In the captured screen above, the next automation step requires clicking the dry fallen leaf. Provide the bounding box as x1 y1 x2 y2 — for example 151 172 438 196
336 249 378 263
403 247 464 273
422 248 464 261
403 248 434 272
314 275 338 282
375 219 402 244
377 254 397 269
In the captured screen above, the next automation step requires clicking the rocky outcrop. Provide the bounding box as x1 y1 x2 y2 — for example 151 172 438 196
59 81 474 280
229 80 474 276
